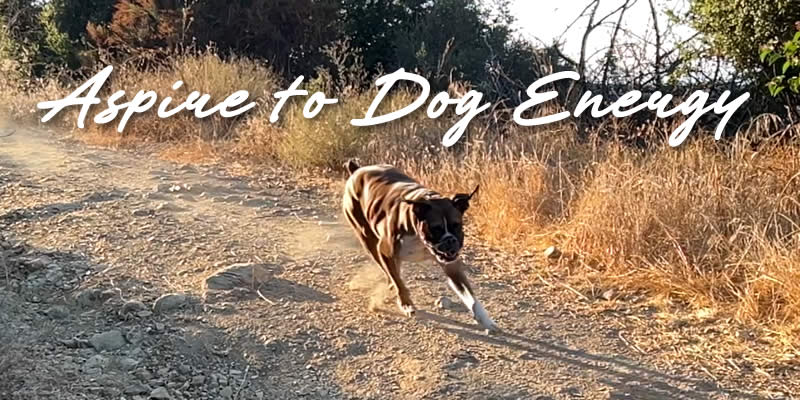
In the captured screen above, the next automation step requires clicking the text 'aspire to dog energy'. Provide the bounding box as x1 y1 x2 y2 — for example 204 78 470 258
37 65 751 148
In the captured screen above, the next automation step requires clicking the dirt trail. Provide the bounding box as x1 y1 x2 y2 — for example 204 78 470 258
0 121 792 400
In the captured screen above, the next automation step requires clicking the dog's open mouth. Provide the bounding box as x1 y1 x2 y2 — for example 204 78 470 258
433 251 459 264
420 236 460 264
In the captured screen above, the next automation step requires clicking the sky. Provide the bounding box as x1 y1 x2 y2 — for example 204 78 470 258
509 0 694 61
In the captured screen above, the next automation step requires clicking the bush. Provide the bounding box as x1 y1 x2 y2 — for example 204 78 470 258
79 49 281 141
277 94 376 170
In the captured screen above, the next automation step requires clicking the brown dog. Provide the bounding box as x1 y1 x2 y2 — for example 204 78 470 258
341 160 498 331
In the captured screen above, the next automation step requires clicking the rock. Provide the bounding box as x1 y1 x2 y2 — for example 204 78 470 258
45 266 64 283
177 364 191 374
134 368 153 381
132 208 153 217
543 246 561 259
74 288 112 307
117 357 139 371
150 386 171 399
89 330 127 351
561 387 583 398
191 375 205 386
46 305 70 319
204 263 275 291
25 255 53 270
223 195 243 203
153 293 188 313
220 386 233 399
121 300 148 315
146 192 168 201
241 198 264 207
155 202 183 212
59 338 91 349
435 296 457 310
124 383 152 395
82 354 108 374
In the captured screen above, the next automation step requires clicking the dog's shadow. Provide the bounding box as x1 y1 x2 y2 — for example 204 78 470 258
405 310 760 400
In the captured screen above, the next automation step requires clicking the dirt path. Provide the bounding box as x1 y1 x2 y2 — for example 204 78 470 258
0 121 793 400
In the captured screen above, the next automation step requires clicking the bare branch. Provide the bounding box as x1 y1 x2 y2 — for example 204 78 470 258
647 0 662 87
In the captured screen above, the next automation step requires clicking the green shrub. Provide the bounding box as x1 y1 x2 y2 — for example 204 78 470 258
761 30 800 96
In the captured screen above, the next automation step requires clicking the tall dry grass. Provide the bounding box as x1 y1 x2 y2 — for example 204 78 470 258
3 52 800 346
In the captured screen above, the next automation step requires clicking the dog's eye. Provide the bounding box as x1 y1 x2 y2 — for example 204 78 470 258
450 223 462 232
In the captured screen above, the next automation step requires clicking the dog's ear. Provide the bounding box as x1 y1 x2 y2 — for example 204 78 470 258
344 159 360 175
403 199 431 219
451 185 479 214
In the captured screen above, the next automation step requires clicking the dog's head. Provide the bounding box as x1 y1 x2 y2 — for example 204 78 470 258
403 185 479 264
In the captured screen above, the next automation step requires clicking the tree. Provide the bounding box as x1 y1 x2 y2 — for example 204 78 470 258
688 0 800 69
189 0 342 76
45 0 116 42
340 0 540 97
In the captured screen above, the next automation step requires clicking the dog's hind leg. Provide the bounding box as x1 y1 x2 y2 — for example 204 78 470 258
343 195 387 274
442 261 498 332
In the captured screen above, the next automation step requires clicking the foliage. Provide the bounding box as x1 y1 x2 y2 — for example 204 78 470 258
44 0 115 41
188 0 342 77
39 2 79 69
760 29 800 96
340 0 539 94
688 0 800 68
87 0 185 51
0 0 45 76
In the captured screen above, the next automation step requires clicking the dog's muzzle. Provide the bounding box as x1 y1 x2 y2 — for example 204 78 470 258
423 233 460 263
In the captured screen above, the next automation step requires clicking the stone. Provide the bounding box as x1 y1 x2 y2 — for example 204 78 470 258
204 263 275 291
124 383 151 395
89 330 126 351
220 386 233 399
46 305 70 319
82 355 108 373
150 386 171 399
121 300 148 314
45 266 64 283
74 288 112 307
26 256 53 270
435 296 457 310
132 208 153 217
118 357 139 371
153 293 187 313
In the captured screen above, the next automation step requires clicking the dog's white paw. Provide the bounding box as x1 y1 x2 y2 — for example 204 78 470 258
472 302 500 333
399 303 417 317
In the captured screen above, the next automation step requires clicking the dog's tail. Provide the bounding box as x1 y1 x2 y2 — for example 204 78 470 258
344 159 360 176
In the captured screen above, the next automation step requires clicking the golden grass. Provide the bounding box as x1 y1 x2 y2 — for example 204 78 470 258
3 52 800 356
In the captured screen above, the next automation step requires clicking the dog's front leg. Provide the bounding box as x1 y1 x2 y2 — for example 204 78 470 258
441 260 498 332
378 239 416 317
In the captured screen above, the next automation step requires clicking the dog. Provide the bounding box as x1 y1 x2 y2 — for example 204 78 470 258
341 159 498 332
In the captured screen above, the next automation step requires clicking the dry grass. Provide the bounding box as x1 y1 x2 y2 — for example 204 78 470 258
3 52 800 360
